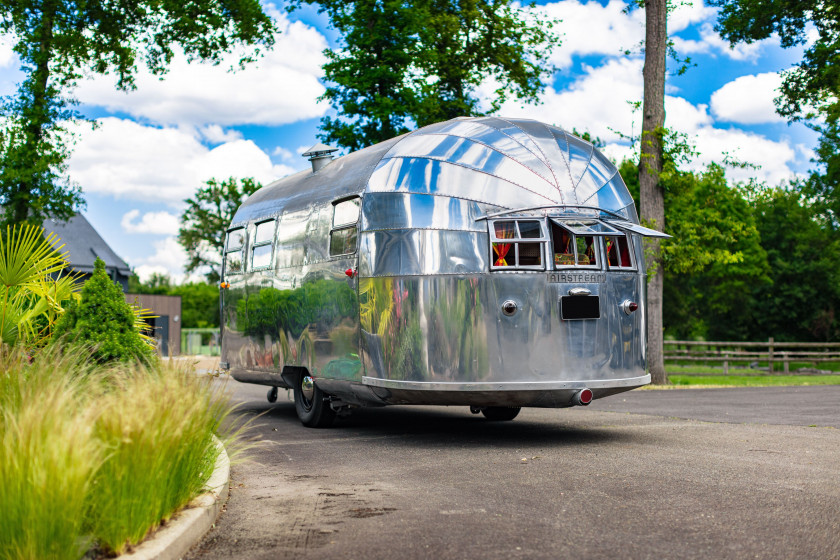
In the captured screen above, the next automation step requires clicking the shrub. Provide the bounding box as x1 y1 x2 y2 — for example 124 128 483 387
54 257 155 364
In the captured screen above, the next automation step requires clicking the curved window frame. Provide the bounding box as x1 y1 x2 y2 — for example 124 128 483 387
224 226 246 275
329 197 361 258
549 219 613 270
488 218 549 271
603 233 636 271
250 219 276 271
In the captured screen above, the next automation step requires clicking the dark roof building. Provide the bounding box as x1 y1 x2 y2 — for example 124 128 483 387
42 214 132 291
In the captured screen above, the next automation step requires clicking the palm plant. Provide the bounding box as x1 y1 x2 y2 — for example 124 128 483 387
0 224 80 347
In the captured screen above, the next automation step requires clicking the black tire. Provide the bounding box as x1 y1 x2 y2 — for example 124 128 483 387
481 406 521 421
294 374 336 428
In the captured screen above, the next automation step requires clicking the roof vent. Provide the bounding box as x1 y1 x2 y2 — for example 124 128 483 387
302 142 339 173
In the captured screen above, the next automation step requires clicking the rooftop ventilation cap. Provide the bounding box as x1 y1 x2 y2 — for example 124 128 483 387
302 142 340 173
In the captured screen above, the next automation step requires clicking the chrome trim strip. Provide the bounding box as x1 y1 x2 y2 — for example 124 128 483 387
477 205 627 221
361 374 651 391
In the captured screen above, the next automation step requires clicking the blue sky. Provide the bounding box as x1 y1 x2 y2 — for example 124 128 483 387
0 0 818 281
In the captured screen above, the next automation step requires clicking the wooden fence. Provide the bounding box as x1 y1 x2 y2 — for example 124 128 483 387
664 338 840 374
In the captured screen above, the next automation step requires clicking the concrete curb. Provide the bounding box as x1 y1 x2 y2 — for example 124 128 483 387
120 437 230 560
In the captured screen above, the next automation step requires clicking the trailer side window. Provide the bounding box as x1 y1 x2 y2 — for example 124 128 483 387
225 227 246 274
489 219 547 270
251 219 275 270
330 198 360 257
604 234 634 269
550 221 598 268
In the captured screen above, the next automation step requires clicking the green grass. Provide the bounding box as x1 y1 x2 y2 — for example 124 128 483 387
0 346 237 559
667 374 840 387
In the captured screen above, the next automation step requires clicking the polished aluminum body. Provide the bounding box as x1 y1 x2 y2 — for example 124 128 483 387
221 117 656 409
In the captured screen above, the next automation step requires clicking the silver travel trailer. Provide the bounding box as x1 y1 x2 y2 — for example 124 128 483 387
220 117 668 427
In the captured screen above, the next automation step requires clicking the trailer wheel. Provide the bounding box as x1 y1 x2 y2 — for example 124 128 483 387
481 407 521 421
294 374 336 428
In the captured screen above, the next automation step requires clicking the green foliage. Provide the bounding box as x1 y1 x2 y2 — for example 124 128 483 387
668 374 840 387
54 257 155 364
128 272 172 295
292 0 560 151
0 223 80 347
0 0 276 227
620 158 770 341
129 273 220 328
621 147 840 342
178 177 262 282
170 283 220 328
750 188 840 341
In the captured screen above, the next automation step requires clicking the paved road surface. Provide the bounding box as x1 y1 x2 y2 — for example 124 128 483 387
186 383 840 560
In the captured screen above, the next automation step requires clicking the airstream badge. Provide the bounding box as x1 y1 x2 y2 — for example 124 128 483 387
547 272 606 284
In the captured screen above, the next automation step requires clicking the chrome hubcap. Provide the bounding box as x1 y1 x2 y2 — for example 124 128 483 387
301 376 315 401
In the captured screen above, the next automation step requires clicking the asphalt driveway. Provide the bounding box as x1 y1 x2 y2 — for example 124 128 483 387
186 383 840 560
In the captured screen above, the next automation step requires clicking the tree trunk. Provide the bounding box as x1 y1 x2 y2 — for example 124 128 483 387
640 0 668 384
11 1 56 224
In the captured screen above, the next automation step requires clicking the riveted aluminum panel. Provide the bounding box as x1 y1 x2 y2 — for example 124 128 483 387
422 121 556 185
231 135 404 225
368 157 561 208
275 207 311 270
358 230 488 277
565 133 596 187
360 192 485 232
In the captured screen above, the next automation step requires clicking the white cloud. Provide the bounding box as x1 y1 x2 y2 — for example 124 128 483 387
500 57 800 185
537 0 644 67
668 1 717 33
0 34 15 68
133 237 192 282
67 117 297 206
498 58 710 141
666 97 713 133
200 125 243 144
272 146 295 161
671 23 771 61
536 0 713 67
691 127 798 185
121 209 180 235
500 58 643 141
74 16 328 127
710 72 785 124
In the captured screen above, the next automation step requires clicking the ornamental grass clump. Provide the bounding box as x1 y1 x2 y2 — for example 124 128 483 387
86 363 232 554
0 347 103 560
0 346 240 559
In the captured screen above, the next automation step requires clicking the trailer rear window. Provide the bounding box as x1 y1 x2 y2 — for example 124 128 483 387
550 220 599 268
330 197 360 257
604 234 634 269
489 219 547 270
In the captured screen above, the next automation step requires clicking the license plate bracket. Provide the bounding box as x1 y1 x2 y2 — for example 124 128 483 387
560 295 601 320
